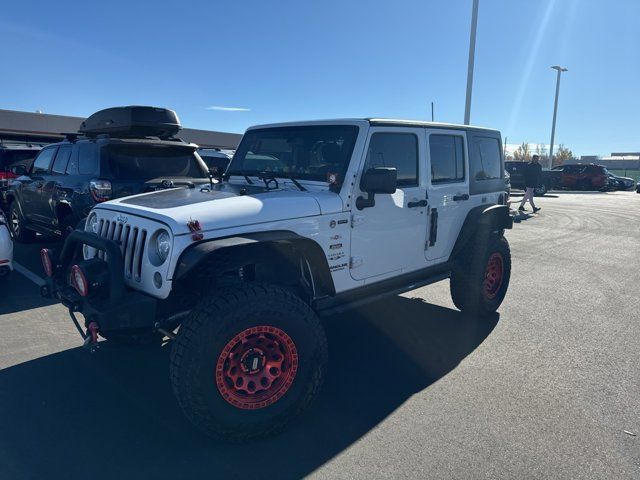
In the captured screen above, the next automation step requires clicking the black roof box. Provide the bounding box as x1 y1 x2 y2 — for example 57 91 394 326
79 106 181 139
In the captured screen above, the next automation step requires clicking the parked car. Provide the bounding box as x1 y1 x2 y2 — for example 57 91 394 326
559 164 608 191
42 117 513 441
504 161 561 196
0 212 13 279
198 148 232 174
5 106 210 242
1 143 43 208
607 173 635 191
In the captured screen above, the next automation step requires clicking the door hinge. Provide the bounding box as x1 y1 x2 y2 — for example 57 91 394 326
351 214 365 228
350 256 363 269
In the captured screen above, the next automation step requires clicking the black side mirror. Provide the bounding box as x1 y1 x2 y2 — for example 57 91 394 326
11 165 27 176
356 167 397 210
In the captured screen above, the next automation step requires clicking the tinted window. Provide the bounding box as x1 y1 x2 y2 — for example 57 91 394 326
0 150 39 169
229 126 359 184
107 145 206 179
51 146 72 174
78 143 99 175
430 135 465 183
66 148 79 175
32 148 57 174
472 137 502 180
365 133 418 186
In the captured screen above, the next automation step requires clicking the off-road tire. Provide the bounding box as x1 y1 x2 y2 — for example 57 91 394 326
450 234 511 316
8 201 36 243
170 283 327 442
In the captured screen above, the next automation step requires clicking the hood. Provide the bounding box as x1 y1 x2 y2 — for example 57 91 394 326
96 182 342 235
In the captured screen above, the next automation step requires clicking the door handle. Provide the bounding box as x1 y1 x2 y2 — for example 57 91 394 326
453 193 469 201
408 199 428 208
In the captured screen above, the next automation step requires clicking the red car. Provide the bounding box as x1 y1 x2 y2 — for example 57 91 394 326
555 164 609 191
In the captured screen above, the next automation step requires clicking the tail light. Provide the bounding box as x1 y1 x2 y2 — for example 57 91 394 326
70 265 89 297
40 248 54 277
89 179 112 202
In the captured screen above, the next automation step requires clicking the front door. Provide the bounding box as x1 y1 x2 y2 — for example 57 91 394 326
350 127 428 281
424 129 470 261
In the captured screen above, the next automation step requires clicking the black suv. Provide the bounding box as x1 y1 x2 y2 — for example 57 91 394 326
5 106 210 242
1 144 43 205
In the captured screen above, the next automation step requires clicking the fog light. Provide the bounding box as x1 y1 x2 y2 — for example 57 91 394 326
70 265 89 297
41 248 53 277
153 272 163 289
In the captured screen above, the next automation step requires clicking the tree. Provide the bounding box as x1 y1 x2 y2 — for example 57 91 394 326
534 144 549 165
553 144 573 167
513 142 531 162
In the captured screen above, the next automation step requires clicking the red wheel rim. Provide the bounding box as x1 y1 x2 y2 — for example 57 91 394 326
215 326 299 410
483 252 504 299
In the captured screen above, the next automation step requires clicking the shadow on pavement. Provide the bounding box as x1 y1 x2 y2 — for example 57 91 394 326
0 296 498 480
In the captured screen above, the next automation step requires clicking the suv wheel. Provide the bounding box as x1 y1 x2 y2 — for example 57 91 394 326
170 283 327 442
450 234 511 316
533 184 547 196
8 202 36 243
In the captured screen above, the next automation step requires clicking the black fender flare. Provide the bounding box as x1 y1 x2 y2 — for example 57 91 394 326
450 204 513 260
173 230 335 297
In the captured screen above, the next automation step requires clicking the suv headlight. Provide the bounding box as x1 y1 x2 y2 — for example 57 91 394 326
86 213 99 234
155 230 171 264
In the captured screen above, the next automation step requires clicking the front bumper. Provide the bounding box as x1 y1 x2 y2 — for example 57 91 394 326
41 230 157 334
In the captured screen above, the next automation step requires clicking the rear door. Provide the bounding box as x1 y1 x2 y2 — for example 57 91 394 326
22 147 57 223
39 145 73 224
424 129 469 261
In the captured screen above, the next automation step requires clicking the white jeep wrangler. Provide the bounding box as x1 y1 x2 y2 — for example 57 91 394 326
42 118 513 441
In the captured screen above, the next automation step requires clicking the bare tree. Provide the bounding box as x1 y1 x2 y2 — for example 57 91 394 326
513 142 531 162
535 144 549 164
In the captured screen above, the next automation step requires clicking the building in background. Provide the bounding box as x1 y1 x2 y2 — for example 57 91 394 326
0 109 242 149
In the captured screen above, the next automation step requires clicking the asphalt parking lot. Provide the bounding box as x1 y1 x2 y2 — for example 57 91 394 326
1 191 639 480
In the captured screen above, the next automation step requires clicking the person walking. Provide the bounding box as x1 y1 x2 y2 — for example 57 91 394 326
519 155 542 212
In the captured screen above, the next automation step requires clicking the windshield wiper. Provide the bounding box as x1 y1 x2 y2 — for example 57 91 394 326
285 174 306 191
226 170 254 184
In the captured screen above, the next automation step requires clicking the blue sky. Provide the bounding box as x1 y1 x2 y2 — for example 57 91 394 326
1 0 638 156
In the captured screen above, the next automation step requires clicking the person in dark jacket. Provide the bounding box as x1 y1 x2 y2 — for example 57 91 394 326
519 155 542 212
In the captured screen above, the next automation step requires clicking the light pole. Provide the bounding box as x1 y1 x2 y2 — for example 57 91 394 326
548 65 568 168
464 0 479 125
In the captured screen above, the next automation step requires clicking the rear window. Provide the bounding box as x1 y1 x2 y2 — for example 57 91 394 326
471 137 502 180
106 145 206 180
0 150 39 169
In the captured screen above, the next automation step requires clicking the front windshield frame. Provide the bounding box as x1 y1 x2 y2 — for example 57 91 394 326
226 125 359 185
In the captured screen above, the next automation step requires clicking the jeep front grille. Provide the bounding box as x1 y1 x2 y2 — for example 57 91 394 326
95 219 147 281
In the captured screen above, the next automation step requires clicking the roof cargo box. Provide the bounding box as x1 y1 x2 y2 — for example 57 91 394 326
79 106 181 139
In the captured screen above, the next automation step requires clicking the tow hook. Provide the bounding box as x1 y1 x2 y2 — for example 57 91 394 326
83 321 101 352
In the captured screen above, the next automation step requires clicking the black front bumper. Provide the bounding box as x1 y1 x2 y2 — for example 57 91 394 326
42 230 157 333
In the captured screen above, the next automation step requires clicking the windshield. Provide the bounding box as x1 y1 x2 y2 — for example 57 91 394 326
227 125 359 184
106 145 207 180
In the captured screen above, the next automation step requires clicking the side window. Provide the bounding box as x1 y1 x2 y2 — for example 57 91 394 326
429 134 465 183
472 137 502 181
78 143 99 175
31 148 57 174
66 148 79 174
51 146 72 175
364 132 418 187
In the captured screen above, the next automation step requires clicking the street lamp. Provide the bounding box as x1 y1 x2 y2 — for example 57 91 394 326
464 0 479 125
548 65 568 168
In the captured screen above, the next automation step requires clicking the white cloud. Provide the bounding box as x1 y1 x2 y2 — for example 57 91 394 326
206 105 251 112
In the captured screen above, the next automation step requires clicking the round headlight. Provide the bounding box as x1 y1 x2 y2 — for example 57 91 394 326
86 213 99 234
156 230 171 263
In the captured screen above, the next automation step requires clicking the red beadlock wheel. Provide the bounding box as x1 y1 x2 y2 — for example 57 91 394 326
215 326 299 410
483 252 504 300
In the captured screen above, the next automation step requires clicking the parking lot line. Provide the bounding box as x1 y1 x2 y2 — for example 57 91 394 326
13 262 45 287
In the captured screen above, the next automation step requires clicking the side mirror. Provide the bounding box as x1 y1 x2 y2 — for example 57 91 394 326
11 165 27 176
356 167 397 210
